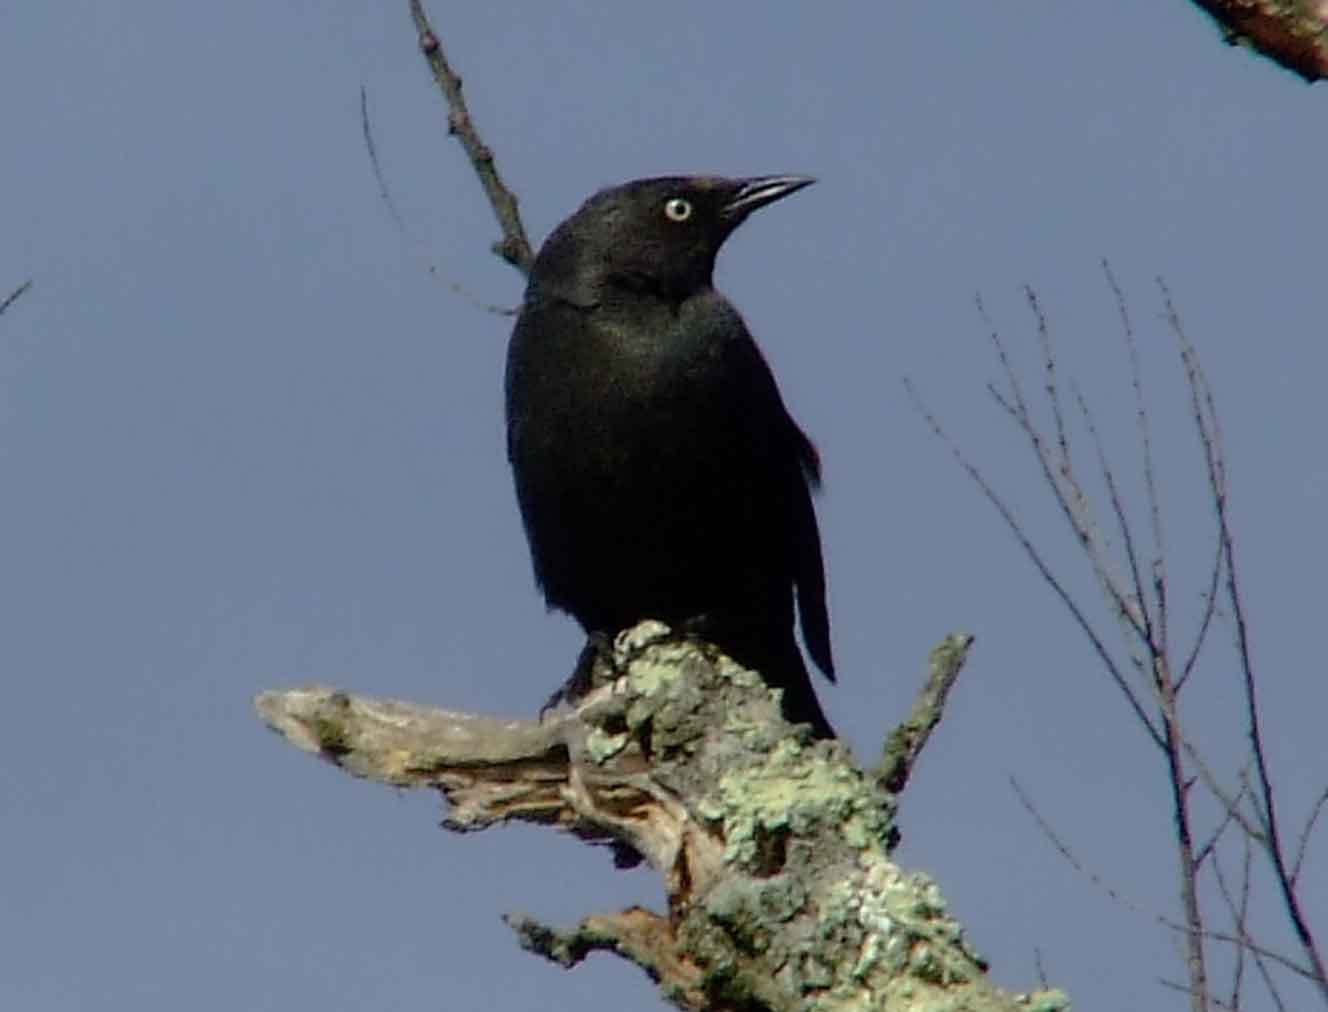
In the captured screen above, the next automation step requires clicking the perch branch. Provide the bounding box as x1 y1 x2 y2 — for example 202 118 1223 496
257 623 1065 1012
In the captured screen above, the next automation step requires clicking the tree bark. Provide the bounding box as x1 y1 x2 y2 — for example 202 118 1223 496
1188 0 1328 82
256 622 1067 1012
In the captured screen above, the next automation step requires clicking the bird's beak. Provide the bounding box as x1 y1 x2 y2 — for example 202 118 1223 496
722 175 816 219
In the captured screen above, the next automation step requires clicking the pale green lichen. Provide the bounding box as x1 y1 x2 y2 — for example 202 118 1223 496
308 693 353 756
623 643 709 742
694 732 894 872
584 726 629 763
1022 990 1072 1012
709 874 806 925
601 624 1047 1010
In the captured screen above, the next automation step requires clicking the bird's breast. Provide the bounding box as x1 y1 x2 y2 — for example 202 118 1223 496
508 291 749 482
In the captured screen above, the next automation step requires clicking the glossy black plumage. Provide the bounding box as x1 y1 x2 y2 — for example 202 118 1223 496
505 175 836 737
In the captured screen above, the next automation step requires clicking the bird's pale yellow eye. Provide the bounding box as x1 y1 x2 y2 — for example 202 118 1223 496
663 197 693 222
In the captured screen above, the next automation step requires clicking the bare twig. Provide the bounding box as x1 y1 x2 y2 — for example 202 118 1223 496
1034 947 1051 990
360 85 406 231
0 279 32 318
1165 282 1328 1000
906 377 1164 747
1105 262 1220 698
1293 785 1328 885
1013 823 1316 993
1009 776 1144 915
1071 383 1156 664
359 84 517 316
1016 764 1279 1007
1157 917 1320 985
1194 776 1252 867
1179 537 1224 691
1028 285 1073 481
1226 844 1251 1011
983 295 1153 657
1159 977 1235 1010
1211 838 1290 1012
1187 745 1268 848
426 269 520 316
408 0 534 274
1104 260 1170 661
929 272 1323 1007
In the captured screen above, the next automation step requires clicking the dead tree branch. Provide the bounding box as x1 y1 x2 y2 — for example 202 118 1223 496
1187 1 1328 83
407 0 533 274
876 633 974 794
256 623 1065 1012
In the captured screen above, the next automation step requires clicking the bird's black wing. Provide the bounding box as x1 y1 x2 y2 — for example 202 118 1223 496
787 417 834 680
719 328 835 682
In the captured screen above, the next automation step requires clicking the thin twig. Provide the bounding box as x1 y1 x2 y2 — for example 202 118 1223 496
1071 384 1155 659
1165 281 1328 1000
360 84 517 317
1018 291 1105 569
0 279 32 318
1146 284 1220 704
1186 745 1268 848
1227 845 1251 1012
427 269 520 316
905 378 1163 747
984 296 1154 660
1034 947 1051 990
976 298 1163 735
360 85 407 231
1157 918 1319 985
1195 776 1251 867
1292 785 1328 886
1158 977 1236 1011
1179 538 1224 692
981 381 1151 655
1027 285 1073 483
1010 776 1145 914
1103 261 1171 663
408 0 534 274
1212 837 1289 1012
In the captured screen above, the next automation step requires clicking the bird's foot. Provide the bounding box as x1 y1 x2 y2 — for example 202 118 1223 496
539 630 617 719
677 612 718 644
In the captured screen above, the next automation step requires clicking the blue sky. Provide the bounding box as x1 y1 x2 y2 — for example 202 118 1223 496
3 2 1325 1010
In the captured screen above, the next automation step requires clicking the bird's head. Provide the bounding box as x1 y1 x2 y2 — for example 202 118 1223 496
529 175 814 307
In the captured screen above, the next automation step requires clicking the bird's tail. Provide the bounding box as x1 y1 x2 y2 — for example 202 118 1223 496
776 659 837 740
729 633 836 740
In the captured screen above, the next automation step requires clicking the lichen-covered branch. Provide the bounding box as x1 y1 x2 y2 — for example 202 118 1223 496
876 633 974 794
257 623 1067 1012
1188 0 1328 82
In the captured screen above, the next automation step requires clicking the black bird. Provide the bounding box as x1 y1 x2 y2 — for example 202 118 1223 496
505 175 836 737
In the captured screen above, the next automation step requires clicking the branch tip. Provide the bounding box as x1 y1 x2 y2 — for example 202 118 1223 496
876 632 974 794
